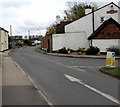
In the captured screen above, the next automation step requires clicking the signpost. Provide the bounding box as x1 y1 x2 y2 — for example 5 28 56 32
106 52 116 67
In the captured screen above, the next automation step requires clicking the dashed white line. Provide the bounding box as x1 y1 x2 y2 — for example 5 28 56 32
65 74 119 104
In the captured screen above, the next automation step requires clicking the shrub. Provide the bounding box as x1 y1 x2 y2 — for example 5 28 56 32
107 46 120 56
77 48 85 52
85 46 100 55
15 42 23 46
67 48 73 53
58 47 68 54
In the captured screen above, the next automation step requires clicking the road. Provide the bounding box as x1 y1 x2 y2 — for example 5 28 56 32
10 46 119 105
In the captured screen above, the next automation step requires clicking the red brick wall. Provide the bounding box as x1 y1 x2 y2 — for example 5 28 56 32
95 23 120 39
41 35 52 52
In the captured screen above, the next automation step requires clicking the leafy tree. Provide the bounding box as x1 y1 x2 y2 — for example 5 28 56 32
45 24 56 36
64 2 86 21
64 2 98 21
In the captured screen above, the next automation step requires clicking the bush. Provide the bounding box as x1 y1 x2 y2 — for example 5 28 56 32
85 46 100 55
58 47 68 54
15 42 23 46
77 48 85 52
67 48 73 53
107 46 120 56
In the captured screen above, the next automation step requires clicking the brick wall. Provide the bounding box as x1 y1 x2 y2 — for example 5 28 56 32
95 23 120 39
41 35 52 52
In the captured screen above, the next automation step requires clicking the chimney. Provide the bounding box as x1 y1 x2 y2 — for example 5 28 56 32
56 15 61 24
85 5 92 15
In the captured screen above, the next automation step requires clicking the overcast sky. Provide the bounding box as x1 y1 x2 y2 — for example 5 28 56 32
0 0 119 36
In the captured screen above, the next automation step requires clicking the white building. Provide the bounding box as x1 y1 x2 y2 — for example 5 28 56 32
0 27 9 51
52 2 120 52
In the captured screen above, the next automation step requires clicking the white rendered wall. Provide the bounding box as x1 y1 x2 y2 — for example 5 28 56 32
65 32 89 50
93 39 120 52
65 3 119 37
52 34 65 51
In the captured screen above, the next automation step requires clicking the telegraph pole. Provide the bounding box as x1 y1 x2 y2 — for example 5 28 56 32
28 30 30 36
10 25 12 36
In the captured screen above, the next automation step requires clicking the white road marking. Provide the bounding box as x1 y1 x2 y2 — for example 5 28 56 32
64 74 119 104
14 62 26 75
14 61 53 106
50 60 86 72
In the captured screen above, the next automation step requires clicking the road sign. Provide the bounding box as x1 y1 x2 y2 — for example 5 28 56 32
106 52 116 67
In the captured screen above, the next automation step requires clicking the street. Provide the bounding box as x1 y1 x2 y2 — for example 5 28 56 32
7 46 119 105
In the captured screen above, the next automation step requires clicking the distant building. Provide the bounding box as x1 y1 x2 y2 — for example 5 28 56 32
0 27 9 51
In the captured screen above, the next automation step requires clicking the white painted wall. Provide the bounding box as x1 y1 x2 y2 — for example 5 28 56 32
93 39 120 52
94 4 119 29
66 3 119 37
0 30 9 51
52 34 66 51
65 32 89 50
118 2 120 23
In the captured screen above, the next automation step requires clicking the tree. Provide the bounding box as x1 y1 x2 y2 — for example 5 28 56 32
64 2 86 21
64 2 98 21
45 24 56 36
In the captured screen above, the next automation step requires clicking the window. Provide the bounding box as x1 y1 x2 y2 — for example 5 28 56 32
100 17 104 23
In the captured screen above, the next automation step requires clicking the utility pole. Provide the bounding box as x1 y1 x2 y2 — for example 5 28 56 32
91 7 95 47
28 30 30 36
10 25 12 36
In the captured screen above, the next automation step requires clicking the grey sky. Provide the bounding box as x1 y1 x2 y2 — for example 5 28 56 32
0 0 119 36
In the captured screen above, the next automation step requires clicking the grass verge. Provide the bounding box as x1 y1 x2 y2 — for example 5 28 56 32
100 67 120 79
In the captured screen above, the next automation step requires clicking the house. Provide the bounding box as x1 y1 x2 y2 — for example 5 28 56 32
64 2 120 52
0 27 9 51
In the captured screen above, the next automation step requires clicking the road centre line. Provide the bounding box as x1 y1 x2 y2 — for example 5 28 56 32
64 74 119 104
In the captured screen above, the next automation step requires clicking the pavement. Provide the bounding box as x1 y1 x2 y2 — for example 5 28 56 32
1 50 49 106
36 47 120 59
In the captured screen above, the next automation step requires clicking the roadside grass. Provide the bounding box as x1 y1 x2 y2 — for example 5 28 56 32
100 67 120 79
105 68 120 75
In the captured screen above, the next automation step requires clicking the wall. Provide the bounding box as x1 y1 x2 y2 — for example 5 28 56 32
65 3 119 38
52 34 65 51
0 30 8 51
93 39 120 52
65 32 89 50
41 35 52 52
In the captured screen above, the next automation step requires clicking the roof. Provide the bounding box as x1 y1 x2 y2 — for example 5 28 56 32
88 18 120 40
0 27 9 33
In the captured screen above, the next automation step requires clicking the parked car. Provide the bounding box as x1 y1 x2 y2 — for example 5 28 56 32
31 42 36 46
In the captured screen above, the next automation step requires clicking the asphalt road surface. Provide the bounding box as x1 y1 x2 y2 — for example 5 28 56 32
9 46 119 105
